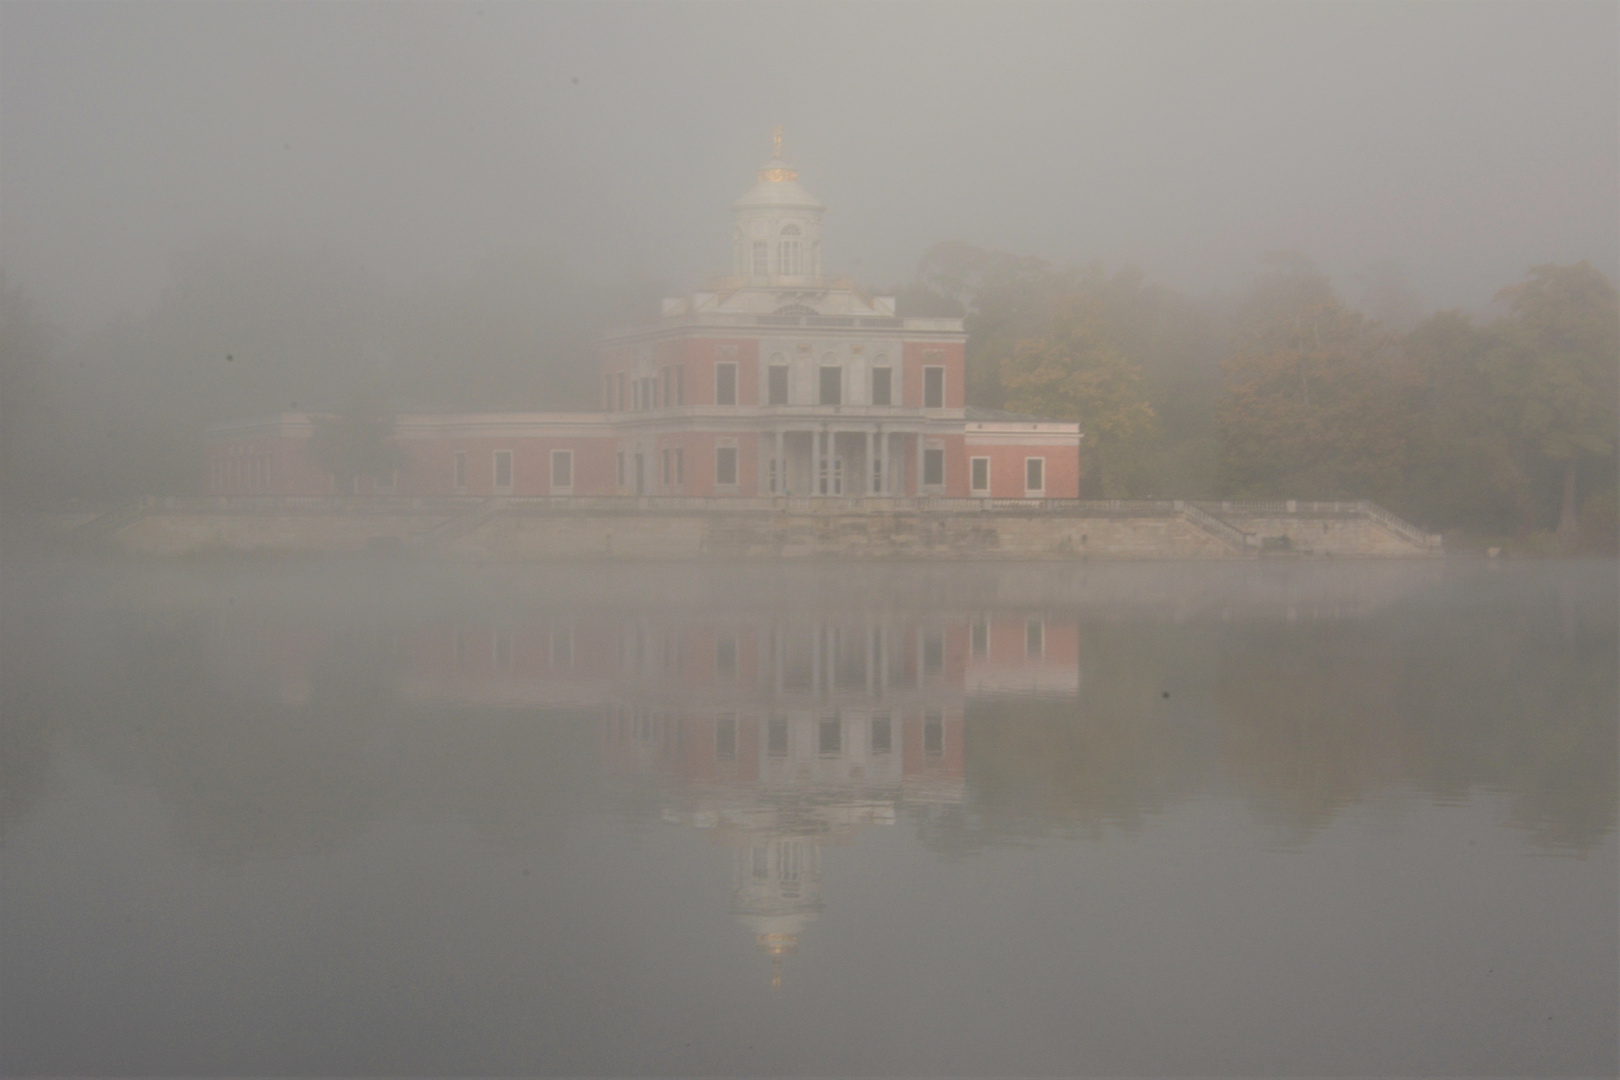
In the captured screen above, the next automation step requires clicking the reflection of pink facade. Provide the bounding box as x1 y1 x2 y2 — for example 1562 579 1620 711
207 605 1078 989
205 136 1080 500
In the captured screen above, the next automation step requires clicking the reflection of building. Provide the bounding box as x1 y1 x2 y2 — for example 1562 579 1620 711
208 605 1078 987
204 131 1080 500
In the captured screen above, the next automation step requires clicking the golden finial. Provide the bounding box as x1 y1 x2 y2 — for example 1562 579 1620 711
756 127 798 183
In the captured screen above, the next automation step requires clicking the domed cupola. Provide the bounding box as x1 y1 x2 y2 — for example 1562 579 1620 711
732 128 825 286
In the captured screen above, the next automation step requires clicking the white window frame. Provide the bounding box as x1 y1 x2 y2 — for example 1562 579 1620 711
819 364 842 406
715 444 739 487
970 456 990 494
550 449 574 494
716 361 738 406
768 363 790 405
1025 456 1045 497
493 450 513 492
871 366 892 406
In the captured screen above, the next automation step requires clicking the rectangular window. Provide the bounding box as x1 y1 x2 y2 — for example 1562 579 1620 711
779 238 802 276
1025 457 1044 495
971 618 989 659
662 449 671 485
716 714 737 761
924 633 944 673
752 241 769 277
923 447 945 487
924 366 945 408
675 367 683 405
970 456 990 493
767 717 789 757
1026 617 1044 659
716 636 737 677
716 362 737 406
494 450 513 490
924 712 944 756
819 365 842 405
819 717 841 756
871 367 891 406
632 379 641 411
768 364 790 405
662 368 671 408
603 374 612 409
674 448 684 485
616 451 626 488
715 446 738 486
616 372 626 411
454 452 467 490
551 449 573 491
871 715 891 754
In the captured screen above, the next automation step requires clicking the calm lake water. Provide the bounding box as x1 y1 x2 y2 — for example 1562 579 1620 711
2 557 1615 1077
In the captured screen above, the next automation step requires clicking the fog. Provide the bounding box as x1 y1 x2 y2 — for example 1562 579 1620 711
4 2 1615 337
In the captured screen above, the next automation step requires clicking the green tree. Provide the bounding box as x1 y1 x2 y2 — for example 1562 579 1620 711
1490 262 1618 543
307 392 405 493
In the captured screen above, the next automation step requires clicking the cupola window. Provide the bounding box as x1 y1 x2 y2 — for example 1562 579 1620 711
752 241 769 278
779 237 802 277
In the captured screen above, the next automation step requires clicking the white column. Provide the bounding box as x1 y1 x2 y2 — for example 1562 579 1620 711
867 429 876 495
774 429 783 495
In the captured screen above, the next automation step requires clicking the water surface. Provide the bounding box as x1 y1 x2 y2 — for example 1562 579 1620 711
2 558 1615 1076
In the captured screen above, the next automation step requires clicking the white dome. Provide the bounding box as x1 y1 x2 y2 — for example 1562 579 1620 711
734 165 823 211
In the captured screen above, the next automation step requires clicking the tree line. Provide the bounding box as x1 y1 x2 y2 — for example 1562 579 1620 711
2 241 1615 548
895 244 1617 550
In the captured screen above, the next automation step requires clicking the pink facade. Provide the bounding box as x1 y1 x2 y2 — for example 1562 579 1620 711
205 138 1080 499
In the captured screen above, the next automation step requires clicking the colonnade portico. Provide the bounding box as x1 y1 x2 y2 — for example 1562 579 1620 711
764 425 927 497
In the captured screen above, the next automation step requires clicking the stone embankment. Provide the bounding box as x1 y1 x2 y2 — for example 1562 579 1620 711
82 496 1442 560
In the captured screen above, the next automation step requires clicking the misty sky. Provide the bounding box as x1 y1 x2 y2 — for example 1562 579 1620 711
3 1 1616 337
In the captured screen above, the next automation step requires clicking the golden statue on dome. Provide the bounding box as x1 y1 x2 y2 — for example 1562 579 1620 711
757 125 798 183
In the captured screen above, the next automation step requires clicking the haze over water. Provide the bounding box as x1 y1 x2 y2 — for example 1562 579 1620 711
1 557 1613 1076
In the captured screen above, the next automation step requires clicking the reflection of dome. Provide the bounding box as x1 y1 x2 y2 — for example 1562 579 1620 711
732 834 823 990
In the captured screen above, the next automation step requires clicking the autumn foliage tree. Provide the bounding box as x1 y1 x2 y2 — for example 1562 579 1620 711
999 298 1160 497
1216 256 1416 502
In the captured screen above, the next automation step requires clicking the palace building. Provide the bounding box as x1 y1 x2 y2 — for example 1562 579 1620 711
204 133 1082 501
